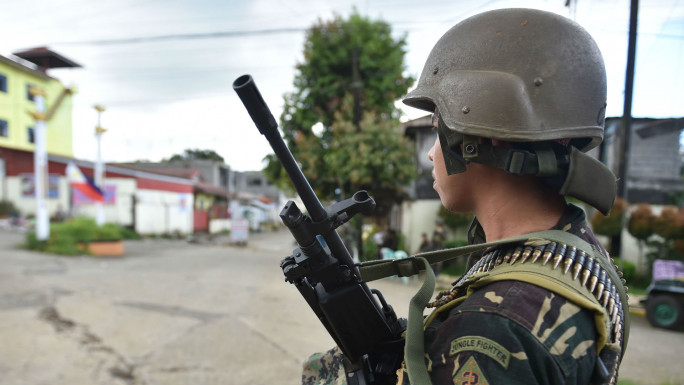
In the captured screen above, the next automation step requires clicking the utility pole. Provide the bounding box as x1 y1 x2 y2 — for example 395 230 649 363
615 0 640 258
351 48 364 259
351 49 363 132
29 86 50 241
94 105 107 226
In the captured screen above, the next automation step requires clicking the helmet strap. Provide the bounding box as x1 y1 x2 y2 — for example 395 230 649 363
436 117 616 214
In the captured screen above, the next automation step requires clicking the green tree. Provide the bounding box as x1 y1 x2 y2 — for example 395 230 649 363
264 10 415 211
166 149 224 162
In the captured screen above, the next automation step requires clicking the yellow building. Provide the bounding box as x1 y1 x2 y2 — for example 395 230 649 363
0 47 79 158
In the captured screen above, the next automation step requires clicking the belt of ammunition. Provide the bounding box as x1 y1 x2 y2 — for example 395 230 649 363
430 239 628 383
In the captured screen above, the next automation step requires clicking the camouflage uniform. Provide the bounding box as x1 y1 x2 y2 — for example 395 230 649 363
303 204 608 385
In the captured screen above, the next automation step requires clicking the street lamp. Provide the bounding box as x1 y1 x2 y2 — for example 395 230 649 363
29 86 49 240
94 105 106 226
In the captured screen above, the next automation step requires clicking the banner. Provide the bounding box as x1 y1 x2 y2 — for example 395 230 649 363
20 173 59 198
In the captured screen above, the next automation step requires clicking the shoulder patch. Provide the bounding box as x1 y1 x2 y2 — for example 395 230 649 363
449 336 510 369
453 355 490 385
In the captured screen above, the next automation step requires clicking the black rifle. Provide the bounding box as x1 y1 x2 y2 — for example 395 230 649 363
233 74 406 384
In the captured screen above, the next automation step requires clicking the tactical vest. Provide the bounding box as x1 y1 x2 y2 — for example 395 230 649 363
359 229 629 385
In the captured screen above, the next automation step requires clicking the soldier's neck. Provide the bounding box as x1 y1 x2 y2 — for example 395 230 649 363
473 176 566 242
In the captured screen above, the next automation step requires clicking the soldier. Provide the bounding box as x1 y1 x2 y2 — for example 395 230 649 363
304 8 628 385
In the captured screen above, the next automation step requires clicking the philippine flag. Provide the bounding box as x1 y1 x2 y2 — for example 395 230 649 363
66 162 104 203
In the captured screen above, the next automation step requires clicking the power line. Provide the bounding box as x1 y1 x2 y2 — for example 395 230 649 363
50 28 307 46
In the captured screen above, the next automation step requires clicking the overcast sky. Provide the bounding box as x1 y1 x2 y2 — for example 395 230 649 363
0 0 682 171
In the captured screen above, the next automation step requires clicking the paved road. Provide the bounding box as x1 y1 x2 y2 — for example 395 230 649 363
0 229 682 385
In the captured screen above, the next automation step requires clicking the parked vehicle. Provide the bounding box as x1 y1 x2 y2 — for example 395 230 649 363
645 259 684 331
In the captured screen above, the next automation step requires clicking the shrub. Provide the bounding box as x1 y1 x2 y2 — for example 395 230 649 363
628 204 655 241
119 226 141 240
613 258 636 285
95 223 123 241
24 231 47 251
46 235 81 256
591 198 626 238
0 200 19 218
24 217 125 256
654 206 682 240
362 236 378 262
52 217 98 243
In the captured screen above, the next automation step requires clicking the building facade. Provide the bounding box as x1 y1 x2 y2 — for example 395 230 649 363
0 53 75 158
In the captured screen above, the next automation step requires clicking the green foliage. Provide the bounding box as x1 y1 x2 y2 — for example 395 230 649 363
0 200 19 218
166 148 224 162
264 10 416 210
51 217 97 243
444 239 469 249
95 223 124 241
45 235 81 256
24 231 46 251
24 217 124 256
438 206 474 231
362 236 378 262
119 226 142 240
613 258 636 285
324 102 416 215
590 198 626 237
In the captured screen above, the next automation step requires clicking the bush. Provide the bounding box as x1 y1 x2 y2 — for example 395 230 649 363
362 236 378 262
613 258 636 285
24 231 47 251
628 204 655 241
24 217 125 256
119 226 141 240
95 223 123 241
654 206 682 240
45 235 81 256
591 198 626 238
0 200 19 218
52 217 98 243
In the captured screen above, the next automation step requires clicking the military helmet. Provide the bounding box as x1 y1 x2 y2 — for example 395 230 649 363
404 8 616 215
403 8 607 152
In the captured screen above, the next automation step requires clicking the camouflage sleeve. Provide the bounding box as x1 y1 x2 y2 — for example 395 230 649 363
302 346 348 385
422 281 597 385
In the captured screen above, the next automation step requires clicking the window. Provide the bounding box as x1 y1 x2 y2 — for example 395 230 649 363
26 84 35 101
27 126 35 143
0 120 8 138
247 178 263 186
0 74 7 93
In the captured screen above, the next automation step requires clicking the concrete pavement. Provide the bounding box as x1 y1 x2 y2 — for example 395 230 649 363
1 228 683 385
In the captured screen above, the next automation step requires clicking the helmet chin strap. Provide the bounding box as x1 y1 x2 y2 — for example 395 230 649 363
436 116 617 215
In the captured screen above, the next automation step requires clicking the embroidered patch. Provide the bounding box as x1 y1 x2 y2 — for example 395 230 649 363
453 355 490 385
449 336 510 369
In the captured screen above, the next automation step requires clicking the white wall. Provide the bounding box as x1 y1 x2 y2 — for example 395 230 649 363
70 178 136 226
4 176 69 218
135 189 193 235
209 219 231 234
400 199 444 253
